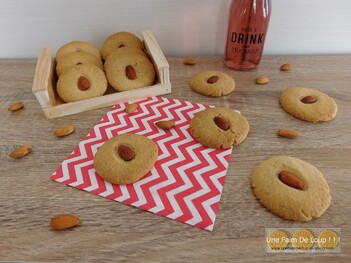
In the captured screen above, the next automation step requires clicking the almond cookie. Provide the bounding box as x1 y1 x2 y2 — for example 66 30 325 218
57 64 107 102
251 156 331 221
189 107 249 149
105 53 155 92
56 41 101 61
101 32 143 60
94 134 158 185
104 47 148 69
280 87 337 122
190 71 235 97
56 51 104 77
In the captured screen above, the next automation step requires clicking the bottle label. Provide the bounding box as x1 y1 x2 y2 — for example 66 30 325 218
231 32 264 46
231 46 260 55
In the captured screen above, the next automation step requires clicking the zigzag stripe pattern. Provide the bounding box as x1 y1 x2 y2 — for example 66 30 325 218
51 97 232 231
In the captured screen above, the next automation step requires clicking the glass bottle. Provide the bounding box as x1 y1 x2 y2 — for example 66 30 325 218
224 0 271 70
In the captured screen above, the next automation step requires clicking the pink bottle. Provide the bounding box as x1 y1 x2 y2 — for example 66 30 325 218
224 0 271 70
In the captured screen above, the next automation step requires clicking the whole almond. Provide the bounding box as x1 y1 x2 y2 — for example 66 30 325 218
155 120 175 130
54 125 75 137
78 76 90 91
126 65 137 80
278 171 305 190
117 145 135 161
280 63 292 71
8 102 24 112
256 76 269 85
301 95 318 104
9 144 32 159
124 103 138 114
214 116 230 131
277 128 300 139
50 214 80 230
183 58 197 65
207 76 219 84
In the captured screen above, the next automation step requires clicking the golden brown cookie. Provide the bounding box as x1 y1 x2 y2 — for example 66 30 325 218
103 47 148 69
94 134 158 185
105 53 155 92
251 156 331 221
56 41 101 61
189 107 249 149
101 32 143 60
190 71 235 97
280 87 337 122
56 51 104 77
57 64 107 102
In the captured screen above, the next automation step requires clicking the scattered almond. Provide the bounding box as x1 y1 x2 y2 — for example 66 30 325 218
155 120 175 130
255 76 269 85
214 116 230 131
117 144 135 161
126 65 137 80
50 214 80 230
9 144 32 159
301 95 318 104
54 125 75 137
78 76 90 91
207 76 219 84
183 58 197 65
278 171 305 190
8 102 24 112
280 63 292 71
277 128 300 139
124 103 138 114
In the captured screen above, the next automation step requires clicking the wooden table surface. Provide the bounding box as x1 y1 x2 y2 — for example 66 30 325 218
0 56 350 262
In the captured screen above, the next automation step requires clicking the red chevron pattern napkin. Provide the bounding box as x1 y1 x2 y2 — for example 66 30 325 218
51 97 232 231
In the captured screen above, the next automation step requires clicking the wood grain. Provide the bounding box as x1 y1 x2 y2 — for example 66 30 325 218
0 56 350 262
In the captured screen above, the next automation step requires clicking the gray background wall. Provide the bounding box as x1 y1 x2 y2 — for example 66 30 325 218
1 0 350 58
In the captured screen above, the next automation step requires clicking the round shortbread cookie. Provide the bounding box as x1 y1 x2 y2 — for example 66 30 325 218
94 134 158 185
56 41 101 61
101 32 143 60
105 53 155 92
104 47 148 69
56 51 103 77
57 64 107 102
280 87 337 122
251 156 331 221
190 71 235 97
189 107 249 149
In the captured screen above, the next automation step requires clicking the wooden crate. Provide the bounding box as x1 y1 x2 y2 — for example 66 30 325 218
32 31 171 119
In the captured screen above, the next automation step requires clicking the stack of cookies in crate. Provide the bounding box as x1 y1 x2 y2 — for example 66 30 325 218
32 31 171 119
55 32 156 103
